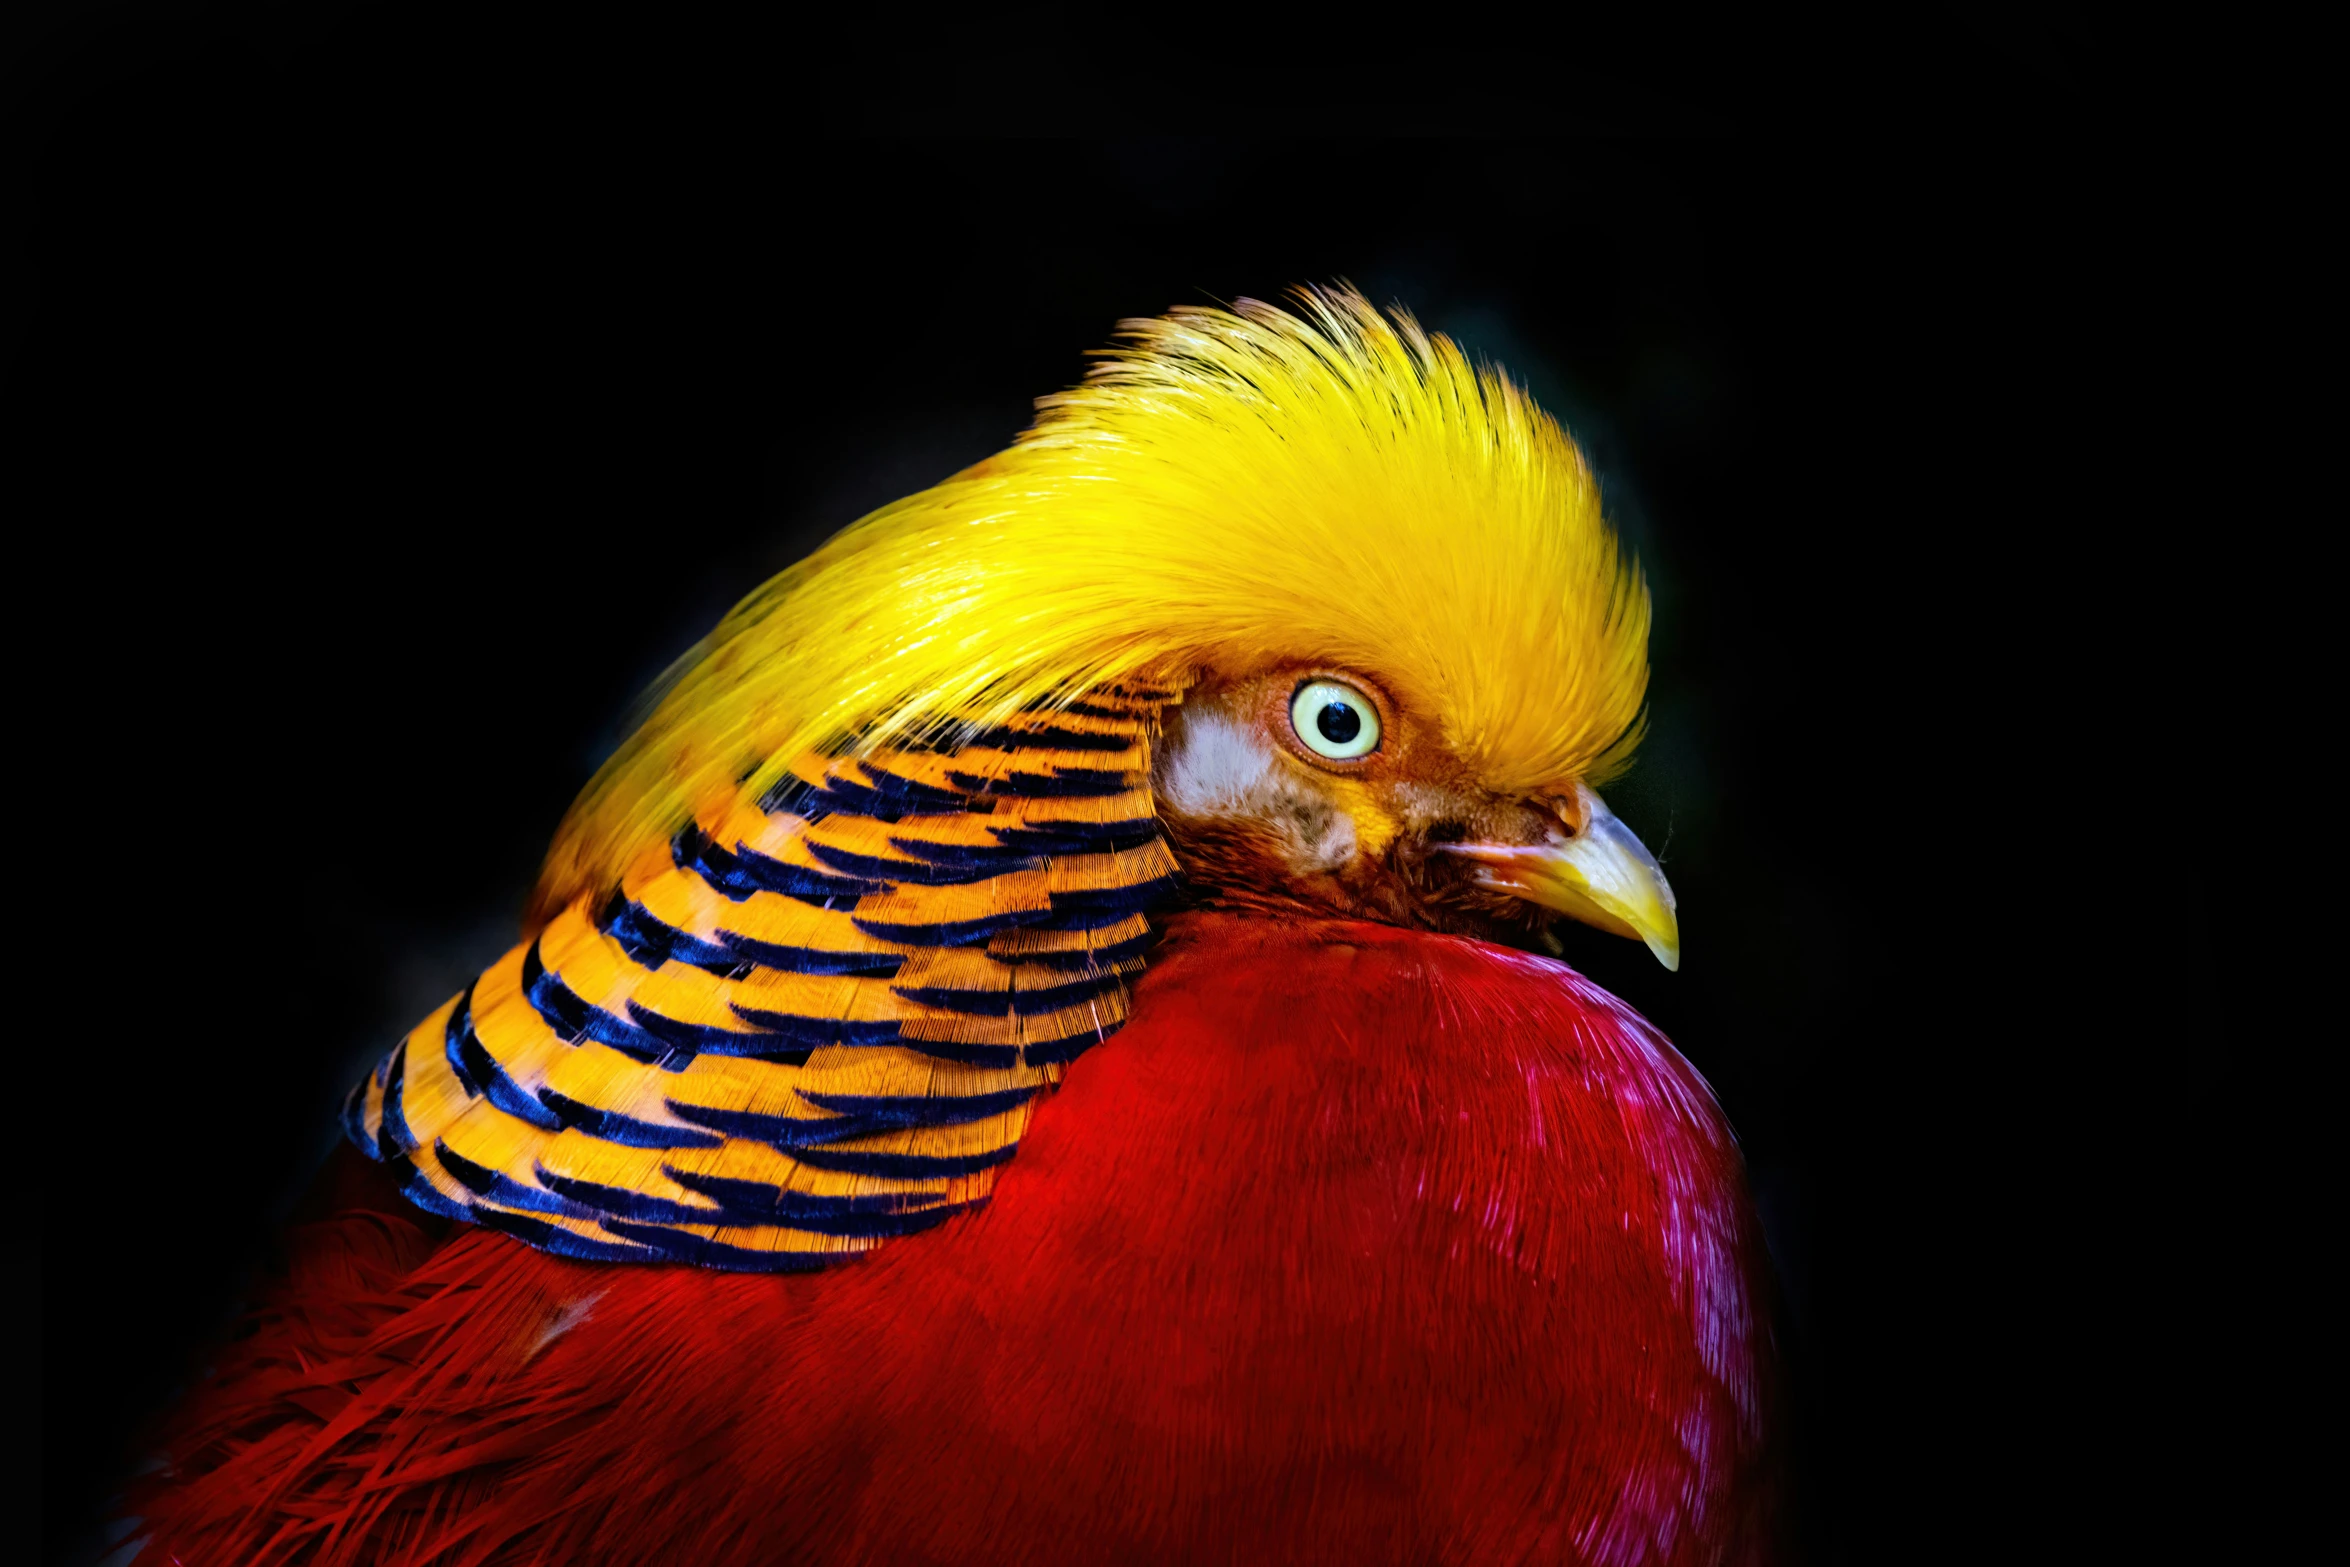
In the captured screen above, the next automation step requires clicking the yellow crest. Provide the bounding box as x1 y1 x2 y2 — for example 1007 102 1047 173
535 286 1649 922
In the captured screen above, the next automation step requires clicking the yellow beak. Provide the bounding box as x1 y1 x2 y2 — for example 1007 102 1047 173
1440 785 1682 971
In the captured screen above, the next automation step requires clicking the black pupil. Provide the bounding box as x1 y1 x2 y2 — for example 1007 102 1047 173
1316 701 1362 745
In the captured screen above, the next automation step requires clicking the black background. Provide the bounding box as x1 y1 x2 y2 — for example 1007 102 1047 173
15 8 2145 1562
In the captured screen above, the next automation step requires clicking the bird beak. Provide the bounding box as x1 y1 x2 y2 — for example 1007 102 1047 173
1438 785 1682 971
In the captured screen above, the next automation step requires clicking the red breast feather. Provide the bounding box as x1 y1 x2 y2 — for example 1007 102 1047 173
134 911 1779 1566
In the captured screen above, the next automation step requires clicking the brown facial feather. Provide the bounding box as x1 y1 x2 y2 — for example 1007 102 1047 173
1152 667 1585 951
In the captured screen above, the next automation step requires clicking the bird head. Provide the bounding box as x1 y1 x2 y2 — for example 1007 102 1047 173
536 286 1678 969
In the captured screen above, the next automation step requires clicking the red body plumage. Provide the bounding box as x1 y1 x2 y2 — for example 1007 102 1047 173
137 913 1780 1565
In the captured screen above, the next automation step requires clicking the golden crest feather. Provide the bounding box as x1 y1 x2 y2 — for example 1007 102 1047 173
534 285 1649 925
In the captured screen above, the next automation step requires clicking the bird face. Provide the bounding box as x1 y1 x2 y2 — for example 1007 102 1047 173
1156 664 1681 968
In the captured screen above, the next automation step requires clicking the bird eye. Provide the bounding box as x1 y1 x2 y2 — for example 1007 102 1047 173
1289 680 1382 761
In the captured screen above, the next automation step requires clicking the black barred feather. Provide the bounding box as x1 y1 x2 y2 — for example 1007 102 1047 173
347 689 1179 1270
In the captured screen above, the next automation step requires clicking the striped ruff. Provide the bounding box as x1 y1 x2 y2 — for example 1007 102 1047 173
346 688 1181 1271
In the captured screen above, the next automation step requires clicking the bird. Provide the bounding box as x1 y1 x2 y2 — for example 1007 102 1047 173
126 286 1782 1565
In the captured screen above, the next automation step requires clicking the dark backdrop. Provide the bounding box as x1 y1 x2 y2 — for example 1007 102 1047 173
16 10 2126 1562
